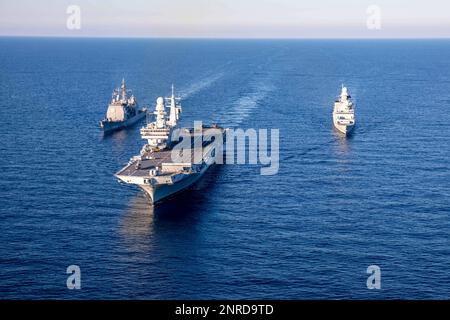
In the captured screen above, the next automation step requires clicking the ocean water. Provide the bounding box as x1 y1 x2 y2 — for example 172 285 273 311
0 38 449 299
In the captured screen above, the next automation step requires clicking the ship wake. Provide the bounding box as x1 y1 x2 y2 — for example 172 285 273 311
218 80 274 128
179 72 225 100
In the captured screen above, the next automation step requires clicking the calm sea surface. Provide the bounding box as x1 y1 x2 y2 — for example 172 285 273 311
0 38 449 299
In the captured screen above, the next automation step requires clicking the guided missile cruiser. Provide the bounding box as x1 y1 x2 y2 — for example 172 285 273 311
115 86 225 204
333 86 355 135
100 79 147 133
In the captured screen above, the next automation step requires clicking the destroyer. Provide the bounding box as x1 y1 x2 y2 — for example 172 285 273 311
100 79 147 133
333 86 355 135
115 86 225 204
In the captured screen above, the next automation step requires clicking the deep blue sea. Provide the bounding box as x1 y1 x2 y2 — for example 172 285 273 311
0 38 449 299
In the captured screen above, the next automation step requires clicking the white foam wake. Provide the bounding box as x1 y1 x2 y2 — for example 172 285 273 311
179 72 224 100
217 81 274 128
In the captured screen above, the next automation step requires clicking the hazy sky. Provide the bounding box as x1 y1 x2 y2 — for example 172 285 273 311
1 0 449 38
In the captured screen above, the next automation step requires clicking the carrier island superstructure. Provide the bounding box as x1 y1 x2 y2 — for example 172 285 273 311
333 86 355 135
115 86 225 204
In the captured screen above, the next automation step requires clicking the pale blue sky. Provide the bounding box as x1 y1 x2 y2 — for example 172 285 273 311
1 0 449 38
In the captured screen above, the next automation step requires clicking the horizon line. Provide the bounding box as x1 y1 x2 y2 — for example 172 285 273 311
1 35 450 41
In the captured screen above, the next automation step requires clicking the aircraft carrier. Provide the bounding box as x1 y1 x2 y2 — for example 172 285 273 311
115 86 225 204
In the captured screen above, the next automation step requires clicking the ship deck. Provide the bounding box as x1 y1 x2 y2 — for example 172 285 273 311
116 150 172 177
116 126 224 178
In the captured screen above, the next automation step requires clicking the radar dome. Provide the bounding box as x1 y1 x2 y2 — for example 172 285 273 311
157 97 164 105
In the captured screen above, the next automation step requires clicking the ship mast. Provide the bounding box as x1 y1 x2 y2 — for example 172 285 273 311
121 78 126 102
340 85 349 102
167 84 181 127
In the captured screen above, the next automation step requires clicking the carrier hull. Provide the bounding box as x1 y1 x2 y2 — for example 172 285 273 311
138 164 210 204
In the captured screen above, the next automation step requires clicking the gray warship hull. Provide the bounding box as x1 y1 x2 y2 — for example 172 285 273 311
101 110 146 133
140 164 210 204
333 117 355 136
